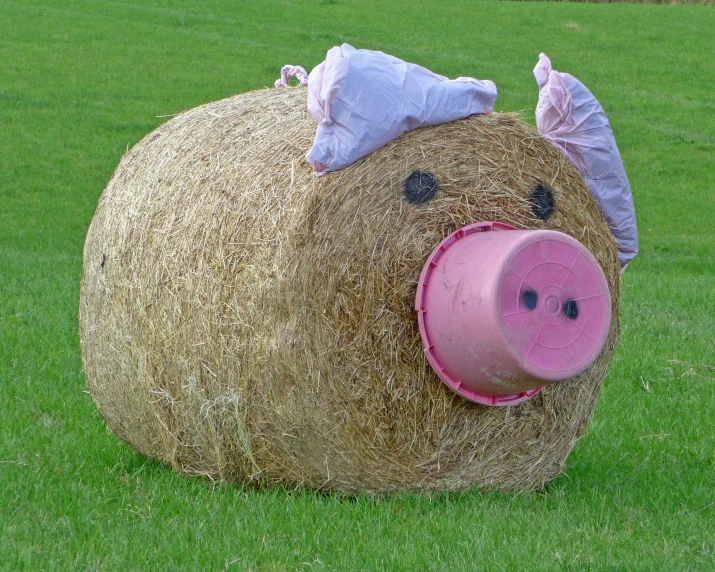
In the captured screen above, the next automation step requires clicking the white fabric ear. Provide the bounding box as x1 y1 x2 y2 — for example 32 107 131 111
534 54 638 269
306 44 497 176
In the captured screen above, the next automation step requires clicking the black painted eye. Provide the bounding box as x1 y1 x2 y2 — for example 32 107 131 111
403 170 438 204
522 290 538 310
563 299 578 320
529 183 556 221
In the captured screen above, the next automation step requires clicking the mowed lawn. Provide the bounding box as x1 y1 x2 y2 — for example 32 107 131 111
1 0 714 569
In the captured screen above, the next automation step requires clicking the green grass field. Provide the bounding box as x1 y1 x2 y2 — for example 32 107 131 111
1 0 714 569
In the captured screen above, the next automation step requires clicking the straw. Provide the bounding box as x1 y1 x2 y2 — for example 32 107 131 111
80 86 620 493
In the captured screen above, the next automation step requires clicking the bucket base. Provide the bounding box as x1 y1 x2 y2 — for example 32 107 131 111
416 221 611 407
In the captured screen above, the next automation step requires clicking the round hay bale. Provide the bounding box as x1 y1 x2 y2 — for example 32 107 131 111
79 86 620 493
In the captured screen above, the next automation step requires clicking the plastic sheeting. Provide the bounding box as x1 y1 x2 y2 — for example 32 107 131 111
274 65 309 88
534 53 638 270
306 44 497 176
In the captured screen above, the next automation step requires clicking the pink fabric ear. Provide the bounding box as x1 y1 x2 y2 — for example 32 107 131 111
305 44 497 176
534 54 638 269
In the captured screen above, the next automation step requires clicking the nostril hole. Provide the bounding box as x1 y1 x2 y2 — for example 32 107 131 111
563 299 579 320
522 290 538 310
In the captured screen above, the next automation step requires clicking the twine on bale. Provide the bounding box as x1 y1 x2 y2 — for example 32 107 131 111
79 86 620 494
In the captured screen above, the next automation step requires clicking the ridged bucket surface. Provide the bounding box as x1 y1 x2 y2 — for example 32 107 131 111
416 222 611 406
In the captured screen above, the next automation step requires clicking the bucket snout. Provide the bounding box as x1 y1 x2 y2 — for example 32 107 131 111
416 222 611 406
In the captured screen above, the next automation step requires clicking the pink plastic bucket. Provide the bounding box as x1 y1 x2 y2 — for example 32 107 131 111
415 222 611 406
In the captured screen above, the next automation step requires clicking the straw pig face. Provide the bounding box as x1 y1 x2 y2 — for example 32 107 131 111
80 88 620 493
254 109 619 491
